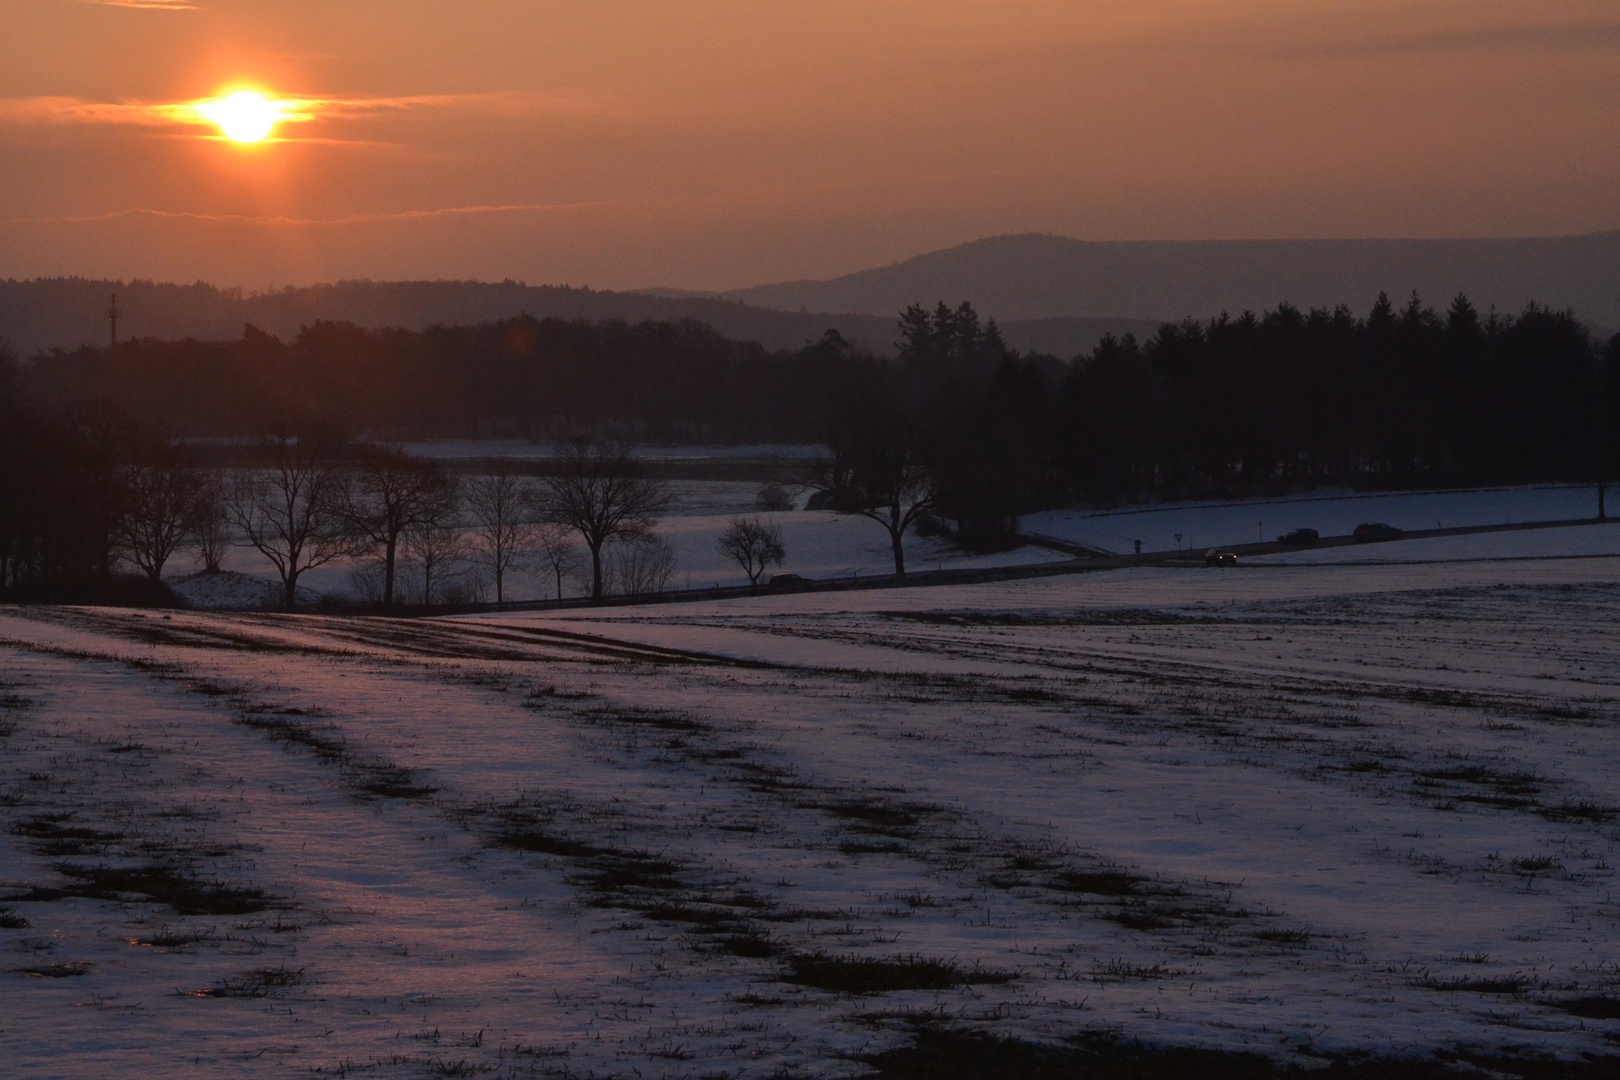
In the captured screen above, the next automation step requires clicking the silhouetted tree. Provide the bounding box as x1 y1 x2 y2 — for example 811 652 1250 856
924 358 1054 549
404 517 469 605
533 522 580 602
465 464 535 605
343 447 457 608
814 390 933 577
539 439 670 601
717 516 785 586
190 470 232 573
228 429 351 610
115 442 205 582
606 534 678 598
1600 333 1620 520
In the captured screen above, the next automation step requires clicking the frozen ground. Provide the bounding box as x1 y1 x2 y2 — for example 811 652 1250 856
4 540 1620 1077
1024 483 1606 554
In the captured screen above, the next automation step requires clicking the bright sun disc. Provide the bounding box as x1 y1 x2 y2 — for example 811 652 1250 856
209 91 280 143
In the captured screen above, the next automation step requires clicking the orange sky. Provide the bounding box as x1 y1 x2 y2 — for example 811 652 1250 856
2 0 1617 291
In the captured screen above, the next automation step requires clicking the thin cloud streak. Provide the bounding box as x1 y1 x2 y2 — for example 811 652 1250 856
1283 20 1620 58
73 0 197 8
0 202 626 228
0 91 549 132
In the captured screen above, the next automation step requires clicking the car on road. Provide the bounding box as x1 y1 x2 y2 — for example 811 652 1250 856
1277 528 1319 545
1352 522 1403 543
768 573 812 590
1204 549 1238 566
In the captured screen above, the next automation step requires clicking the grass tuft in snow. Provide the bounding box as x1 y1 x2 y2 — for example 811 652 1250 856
0 907 30 929
1410 972 1533 995
126 927 215 948
179 965 304 999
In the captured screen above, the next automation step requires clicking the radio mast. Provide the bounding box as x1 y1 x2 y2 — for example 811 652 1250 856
106 292 122 347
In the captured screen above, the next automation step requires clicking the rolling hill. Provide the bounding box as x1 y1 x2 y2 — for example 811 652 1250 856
0 278 1156 361
719 232 1620 326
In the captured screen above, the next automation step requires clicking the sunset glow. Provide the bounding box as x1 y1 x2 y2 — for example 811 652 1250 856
198 90 284 142
0 2 1615 290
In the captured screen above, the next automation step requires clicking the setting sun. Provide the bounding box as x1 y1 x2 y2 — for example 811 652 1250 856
204 90 282 142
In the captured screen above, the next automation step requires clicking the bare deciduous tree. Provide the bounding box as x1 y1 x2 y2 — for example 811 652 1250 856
343 446 458 608
717 515 785 586
116 448 204 582
539 439 670 601
403 519 469 606
606 534 677 598
227 430 351 611
465 465 534 605
533 521 579 602
190 469 232 573
811 400 933 577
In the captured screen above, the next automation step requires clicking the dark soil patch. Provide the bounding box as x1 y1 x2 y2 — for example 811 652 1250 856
1554 996 1620 1019
1106 909 1176 931
12 961 93 978
575 855 685 896
355 766 438 800
1542 801 1617 823
14 814 125 856
494 831 607 858
709 932 779 958
820 799 928 831
1049 870 1143 897
53 863 272 915
235 712 348 762
783 953 1014 995
863 1028 1619 1080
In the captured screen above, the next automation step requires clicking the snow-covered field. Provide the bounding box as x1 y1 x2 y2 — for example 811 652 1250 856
5 544 1620 1077
160 482 1610 610
165 481 1064 607
1024 483 1606 555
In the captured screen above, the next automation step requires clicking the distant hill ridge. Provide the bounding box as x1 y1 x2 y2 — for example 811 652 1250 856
0 277 1155 361
7 230 1613 361
718 232 1620 327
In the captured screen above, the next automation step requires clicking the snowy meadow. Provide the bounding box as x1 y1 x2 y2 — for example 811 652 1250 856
4 520 1620 1077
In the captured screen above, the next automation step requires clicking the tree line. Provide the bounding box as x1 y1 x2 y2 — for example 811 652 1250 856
0 393 794 608
4 291 1617 602
818 294 1620 553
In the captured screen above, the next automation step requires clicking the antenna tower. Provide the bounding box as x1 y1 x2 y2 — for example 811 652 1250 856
106 292 122 347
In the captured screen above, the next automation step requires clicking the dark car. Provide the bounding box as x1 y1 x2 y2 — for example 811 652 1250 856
768 573 812 590
1203 548 1237 567
1277 528 1319 545
1353 522 1403 543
